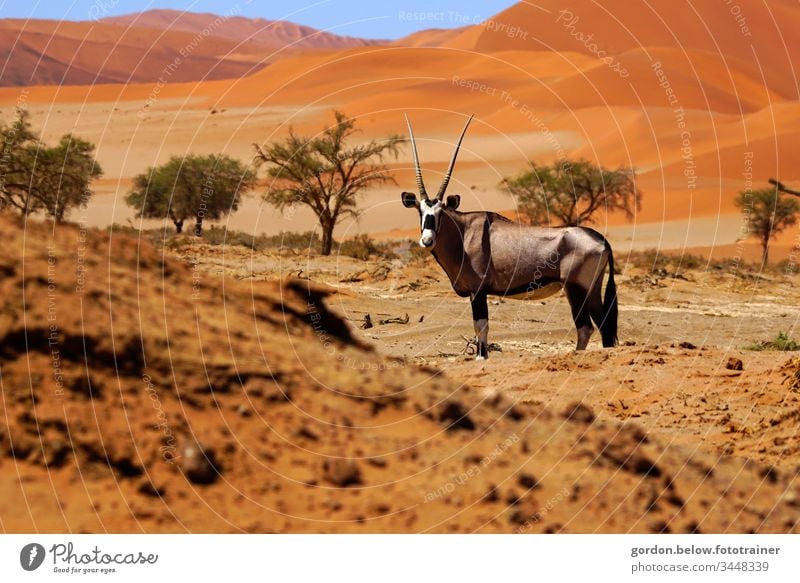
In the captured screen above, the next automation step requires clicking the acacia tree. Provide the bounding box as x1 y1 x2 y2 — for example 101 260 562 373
126 154 256 235
770 178 800 198
254 110 402 255
0 110 37 213
37 135 103 221
501 159 641 227
736 187 800 266
0 109 102 219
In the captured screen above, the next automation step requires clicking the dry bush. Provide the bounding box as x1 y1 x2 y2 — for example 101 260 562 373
746 332 800 352
621 249 771 278
336 234 397 261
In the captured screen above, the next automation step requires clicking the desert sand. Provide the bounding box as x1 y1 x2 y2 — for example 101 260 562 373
2 2 800 534
2 214 800 533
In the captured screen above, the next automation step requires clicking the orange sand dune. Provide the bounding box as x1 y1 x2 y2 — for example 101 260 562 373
441 0 800 97
452 49 599 79
393 27 466 48
212 47 485 108
515 47 783 115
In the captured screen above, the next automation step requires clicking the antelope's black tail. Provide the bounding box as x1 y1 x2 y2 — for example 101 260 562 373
600 239 618 347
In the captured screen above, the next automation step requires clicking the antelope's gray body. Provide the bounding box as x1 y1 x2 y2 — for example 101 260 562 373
401 114 618 359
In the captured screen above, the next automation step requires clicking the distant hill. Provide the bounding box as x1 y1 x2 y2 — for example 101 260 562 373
101 9 385 51
0 9 385 87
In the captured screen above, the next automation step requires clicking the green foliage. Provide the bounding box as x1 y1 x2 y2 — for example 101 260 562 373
501 159 641 227
736 187 800 265
746 331 800 352
38 135 102 221
0 109 102 220
126 154 256 235
254 110 402 254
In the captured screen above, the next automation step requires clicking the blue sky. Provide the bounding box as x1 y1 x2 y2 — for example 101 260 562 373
0 0 517 39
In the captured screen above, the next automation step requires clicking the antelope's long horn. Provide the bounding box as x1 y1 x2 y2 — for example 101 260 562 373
437 114 474 200
404 113 428 199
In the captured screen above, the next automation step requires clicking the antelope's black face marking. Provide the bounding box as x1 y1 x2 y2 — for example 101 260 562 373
401 192 462 249
418 198 444 248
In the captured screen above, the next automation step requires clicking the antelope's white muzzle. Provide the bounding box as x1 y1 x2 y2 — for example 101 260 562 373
419 205 438 248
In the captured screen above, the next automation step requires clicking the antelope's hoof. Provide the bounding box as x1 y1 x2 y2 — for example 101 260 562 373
475 355 486 361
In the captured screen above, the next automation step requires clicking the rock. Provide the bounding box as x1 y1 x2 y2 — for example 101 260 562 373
509 510 528 525
517 473 539 490
44 439 70 468
438 401 476 432
181 442 220 485
505 406 525 421
726 357 744 371
137 481 166 498
295 425 320 441
601 425 661 478
650 520 671 533
760 465 779 484
322 459 362 487
483 484 500 503
480 387 503 405
564 402 596 424
323 499 343 511
246 379 293 403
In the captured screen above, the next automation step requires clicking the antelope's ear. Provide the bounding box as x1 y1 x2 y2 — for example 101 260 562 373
401 192 419 208
445 195 461 210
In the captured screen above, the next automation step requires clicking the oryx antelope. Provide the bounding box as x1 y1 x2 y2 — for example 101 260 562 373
401 114 618 359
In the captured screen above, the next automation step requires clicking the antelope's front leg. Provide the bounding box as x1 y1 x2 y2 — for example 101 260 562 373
470 292 489 360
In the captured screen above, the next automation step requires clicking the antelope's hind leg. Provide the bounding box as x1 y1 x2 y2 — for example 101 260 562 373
586 281 609 347
470 292 489 360
565 283 594 351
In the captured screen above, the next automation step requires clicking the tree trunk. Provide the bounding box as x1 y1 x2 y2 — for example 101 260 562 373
173 218 184 234
194 216 203 236
320 220 334 255
762 235 770 267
